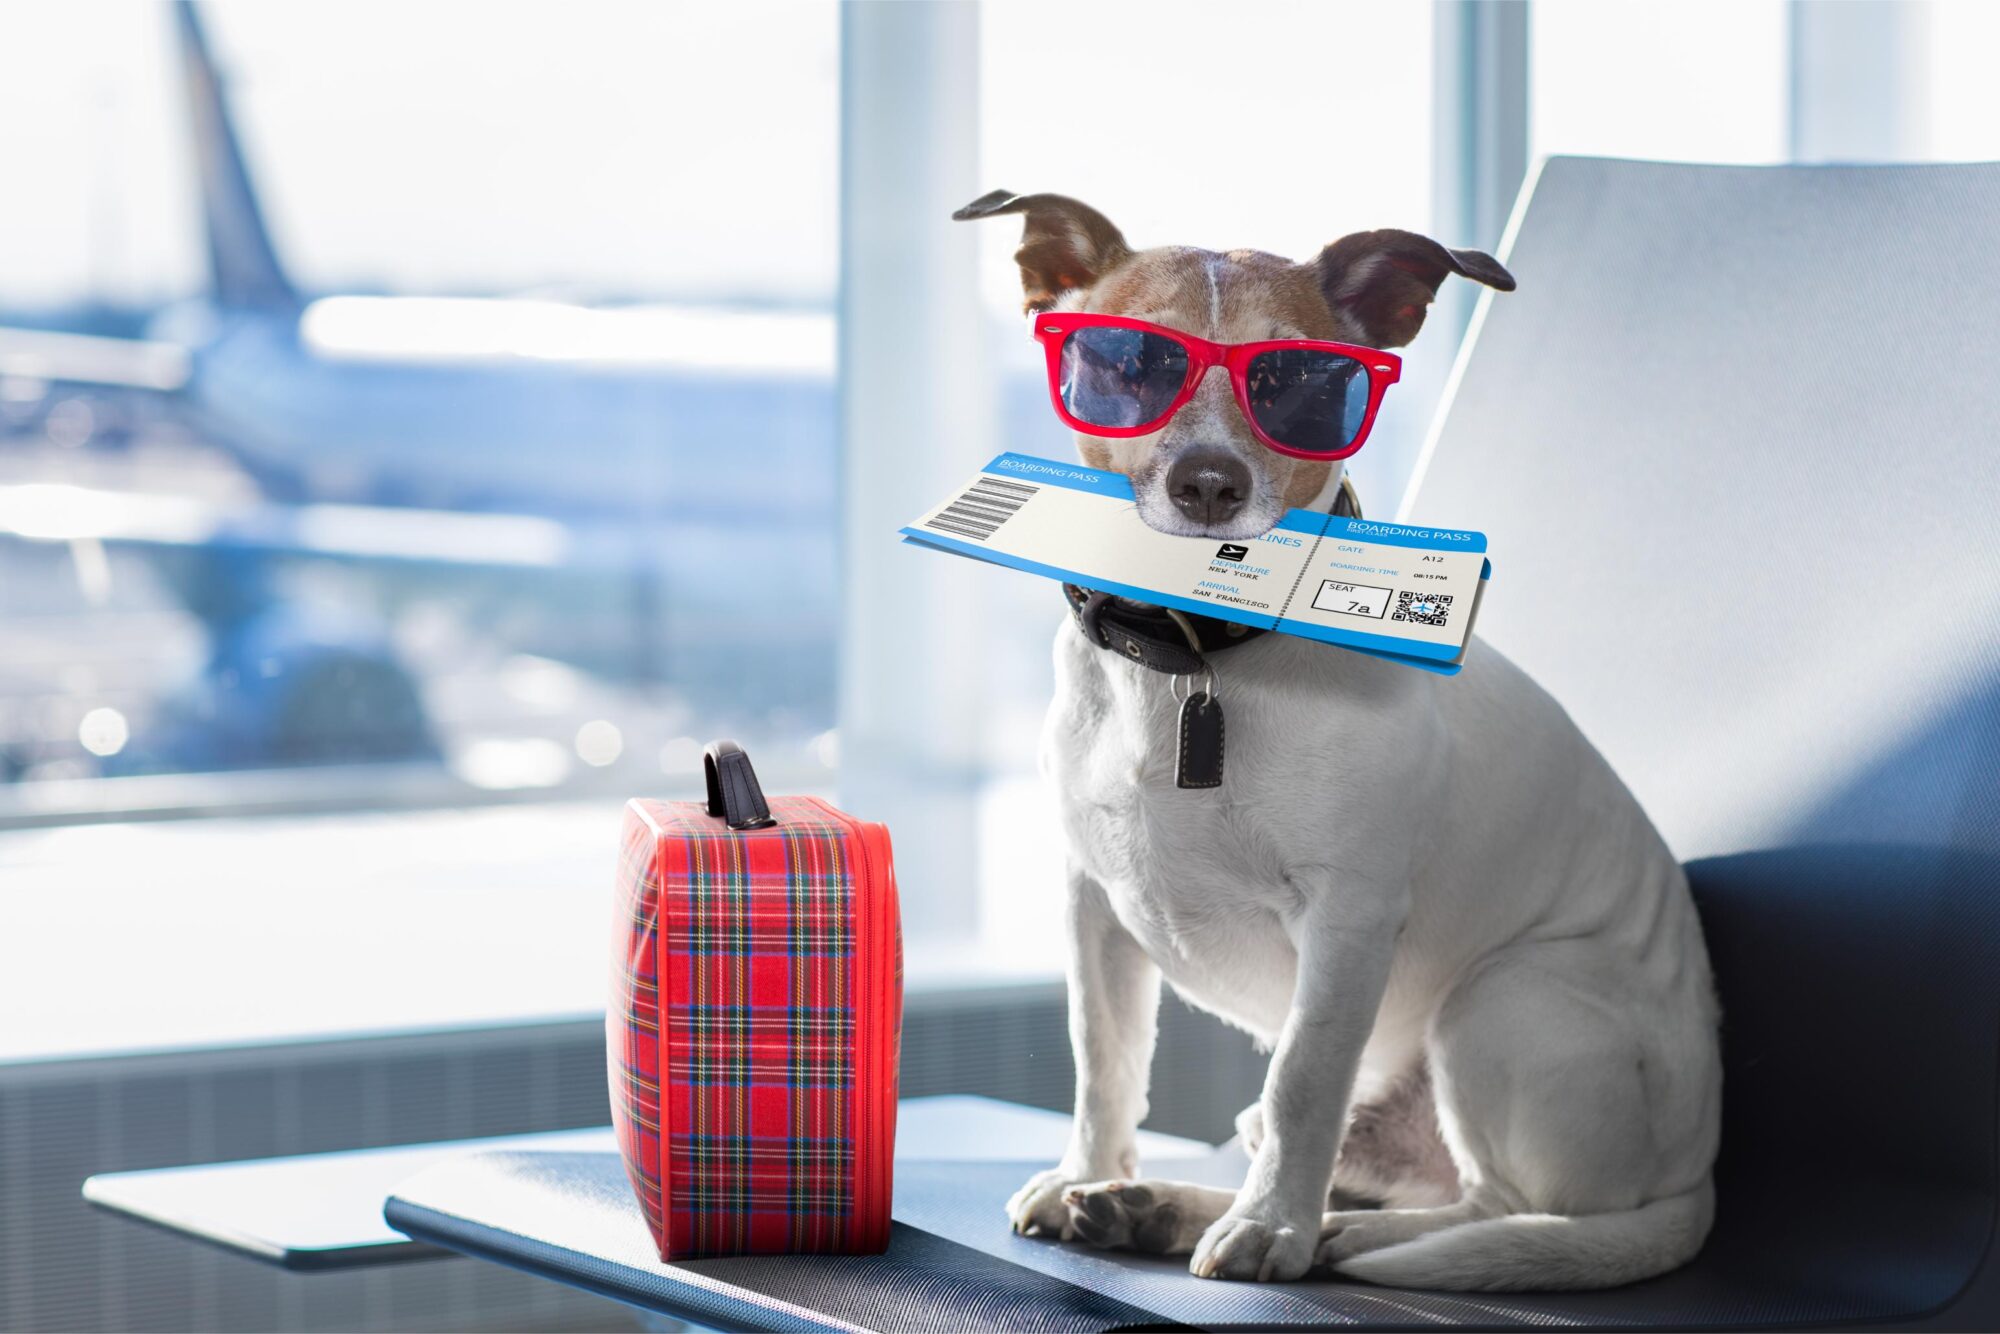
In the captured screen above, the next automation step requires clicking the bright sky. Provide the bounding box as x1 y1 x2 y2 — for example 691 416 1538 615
0 1 842 305
0 1 1439 311
975 1 1435 318
3 1 1995 312
1531 0 1789 165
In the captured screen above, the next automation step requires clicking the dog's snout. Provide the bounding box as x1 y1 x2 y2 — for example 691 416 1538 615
1165 447 1252 527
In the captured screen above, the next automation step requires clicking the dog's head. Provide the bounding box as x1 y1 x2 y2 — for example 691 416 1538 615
955 190 1514 539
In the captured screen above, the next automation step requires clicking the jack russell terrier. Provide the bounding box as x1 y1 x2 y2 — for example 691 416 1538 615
953 190 1721 1290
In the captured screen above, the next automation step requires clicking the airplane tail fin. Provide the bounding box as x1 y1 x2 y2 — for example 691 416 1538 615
172 1 297 309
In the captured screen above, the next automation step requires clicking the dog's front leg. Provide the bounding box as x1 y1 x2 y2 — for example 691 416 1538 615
1191 883 1407 1281
1006 863 1160 1238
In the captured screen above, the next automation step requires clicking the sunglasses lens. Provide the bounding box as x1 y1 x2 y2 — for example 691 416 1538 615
1058 326 1190 429
1244 349 1371 454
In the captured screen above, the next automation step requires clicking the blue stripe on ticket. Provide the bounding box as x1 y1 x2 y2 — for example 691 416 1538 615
1322 514 1486 554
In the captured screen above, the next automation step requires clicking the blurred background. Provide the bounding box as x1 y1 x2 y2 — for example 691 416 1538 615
0 1 1994 1329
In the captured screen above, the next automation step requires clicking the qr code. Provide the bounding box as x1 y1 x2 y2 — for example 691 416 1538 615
1391 591 1453 626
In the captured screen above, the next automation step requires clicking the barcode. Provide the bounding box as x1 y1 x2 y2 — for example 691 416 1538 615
924 476 1038 542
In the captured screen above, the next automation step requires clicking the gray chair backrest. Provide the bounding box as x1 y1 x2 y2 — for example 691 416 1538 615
1411 156 2000 863
1409 157 2000 1233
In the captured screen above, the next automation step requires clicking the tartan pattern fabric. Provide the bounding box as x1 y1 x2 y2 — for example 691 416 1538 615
609 809 668 1242
610 794 895 1259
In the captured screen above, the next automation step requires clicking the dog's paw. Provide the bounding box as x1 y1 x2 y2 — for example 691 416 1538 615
1313 1213 1390 1270
1006 1167 1091 1239
1313 1206 1436 1271
1190 1211 1317 1282
1061 1180 1190 1253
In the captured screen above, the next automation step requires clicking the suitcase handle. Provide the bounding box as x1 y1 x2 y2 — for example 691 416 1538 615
703 740 776 830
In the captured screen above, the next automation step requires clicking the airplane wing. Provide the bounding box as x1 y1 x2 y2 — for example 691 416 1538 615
0 326 191 393
0 480 579 568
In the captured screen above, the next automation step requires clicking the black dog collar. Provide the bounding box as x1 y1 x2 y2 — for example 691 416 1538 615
1062 475 1362 677
1062 584 1258 675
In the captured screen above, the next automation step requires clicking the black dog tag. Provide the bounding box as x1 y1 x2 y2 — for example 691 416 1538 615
1176 691 1224 789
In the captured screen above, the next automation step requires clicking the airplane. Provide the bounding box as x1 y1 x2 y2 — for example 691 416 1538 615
0 1 840 784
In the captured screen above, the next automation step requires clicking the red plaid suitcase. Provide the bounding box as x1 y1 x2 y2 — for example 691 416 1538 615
608 740 902 1260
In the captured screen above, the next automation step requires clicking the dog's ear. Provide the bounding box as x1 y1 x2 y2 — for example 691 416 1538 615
952 189 1132 313
1314 229 1515 348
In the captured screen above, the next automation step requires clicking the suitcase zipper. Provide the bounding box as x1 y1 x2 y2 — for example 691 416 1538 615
808 797 894 1249
872 827 898 1248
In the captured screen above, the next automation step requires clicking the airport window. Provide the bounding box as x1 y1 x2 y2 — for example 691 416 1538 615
9 0 1988 984
1530 0 1791 165
0 1 1436 971
0 4 840 818
1924 1 2000 160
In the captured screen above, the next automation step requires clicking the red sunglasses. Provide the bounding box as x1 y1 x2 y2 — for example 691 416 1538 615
1032 312 1401 461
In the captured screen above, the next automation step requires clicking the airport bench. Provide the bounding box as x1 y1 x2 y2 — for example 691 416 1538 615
83 1095 1210 1273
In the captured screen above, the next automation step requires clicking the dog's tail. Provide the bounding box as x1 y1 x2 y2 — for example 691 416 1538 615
1334 1180 1714 1292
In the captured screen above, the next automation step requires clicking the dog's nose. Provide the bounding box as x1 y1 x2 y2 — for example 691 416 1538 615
1165 447 1252 526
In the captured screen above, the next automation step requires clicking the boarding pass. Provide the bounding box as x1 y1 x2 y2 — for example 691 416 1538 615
900 452 1492 674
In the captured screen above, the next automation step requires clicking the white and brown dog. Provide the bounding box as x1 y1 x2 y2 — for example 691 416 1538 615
955 191 1721 1290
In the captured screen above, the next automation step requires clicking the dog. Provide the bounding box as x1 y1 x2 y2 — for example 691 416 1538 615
954 190 1722 1290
